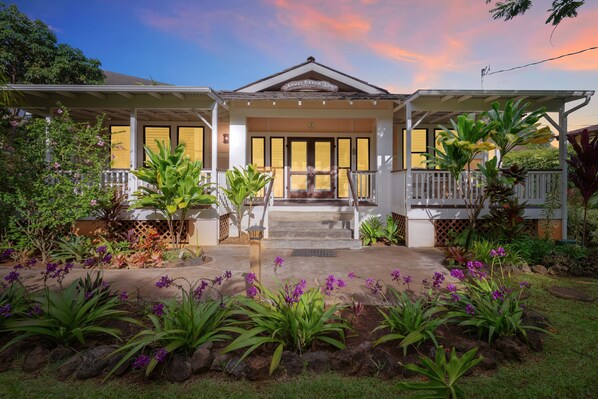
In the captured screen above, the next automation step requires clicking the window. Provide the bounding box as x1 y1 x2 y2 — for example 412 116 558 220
270 138 284 198
177 127 204 165
403 128 428 169
356 138 370 197
337 138 351 198
110 125 130 169
251 137 265 168
144 126 171 162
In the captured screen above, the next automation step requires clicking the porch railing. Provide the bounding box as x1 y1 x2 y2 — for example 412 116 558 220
346 169 361 240
349 170 377 205
407 169 561 207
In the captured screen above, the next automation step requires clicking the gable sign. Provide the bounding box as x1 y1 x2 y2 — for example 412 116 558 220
281 79 339 92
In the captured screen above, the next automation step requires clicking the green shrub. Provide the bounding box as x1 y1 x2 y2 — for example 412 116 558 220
508 236 555 265
380 215 401 245
502 145 560 170
50 235 93 263
360 216 383 246
373 289 445 354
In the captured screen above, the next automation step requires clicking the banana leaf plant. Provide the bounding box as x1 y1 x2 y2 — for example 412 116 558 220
221 164 272 237
567 129 598 246
131 140 217 249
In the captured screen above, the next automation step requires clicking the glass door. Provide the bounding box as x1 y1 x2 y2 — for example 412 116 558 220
288 138 334 198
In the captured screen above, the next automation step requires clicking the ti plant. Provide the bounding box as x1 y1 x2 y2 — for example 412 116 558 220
221 164 272 237
397 346 483 399
567 129 598 246
360 216 383 246
131 140 217 249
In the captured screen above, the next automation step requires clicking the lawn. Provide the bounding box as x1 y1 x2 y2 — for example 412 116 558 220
0 274 596 399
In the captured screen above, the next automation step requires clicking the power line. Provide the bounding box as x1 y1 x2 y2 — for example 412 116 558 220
481 45 598 87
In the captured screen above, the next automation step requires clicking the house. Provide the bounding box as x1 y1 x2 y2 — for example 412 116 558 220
5 57 594 248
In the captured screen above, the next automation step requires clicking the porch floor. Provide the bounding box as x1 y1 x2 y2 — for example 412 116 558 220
1 245 449 304
272 199 377 207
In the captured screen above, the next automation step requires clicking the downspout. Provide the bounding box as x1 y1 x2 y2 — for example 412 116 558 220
559 95 592 240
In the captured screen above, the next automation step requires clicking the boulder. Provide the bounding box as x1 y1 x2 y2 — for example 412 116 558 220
493 337 526 361
301 351 330 372
280 351 303 375
22 345 49 372
523 330 544 352
531 265 548 275
330 342 371 375
367 347 401 379
57 353 83 380
191 343 214 374
245 355 271 381
75 345 119 379
0 345 19 373
164 354 192 382
49 347 74 363
107 354 130 377
210 353 234 372
548 286 595 302
520 265 532 273
223 356 246 379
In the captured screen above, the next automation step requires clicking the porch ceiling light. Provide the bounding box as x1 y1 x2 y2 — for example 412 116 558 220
273 101 276 106
322 100 326 105
247 101 251 106
223 134 229 144
298 100 302 106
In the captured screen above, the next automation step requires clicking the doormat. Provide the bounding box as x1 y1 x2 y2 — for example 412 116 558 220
291 249 337 257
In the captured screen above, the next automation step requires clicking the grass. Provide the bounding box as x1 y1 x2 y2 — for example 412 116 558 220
0 274 596 399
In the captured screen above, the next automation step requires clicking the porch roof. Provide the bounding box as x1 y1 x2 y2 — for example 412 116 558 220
394 89 595 124
4 84 226 121
219 90 406 102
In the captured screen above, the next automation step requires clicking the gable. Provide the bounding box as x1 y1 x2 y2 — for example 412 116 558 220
236 57 388 94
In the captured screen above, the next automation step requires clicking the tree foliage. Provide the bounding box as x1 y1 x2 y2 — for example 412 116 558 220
485 0 585 26
0 3 104 84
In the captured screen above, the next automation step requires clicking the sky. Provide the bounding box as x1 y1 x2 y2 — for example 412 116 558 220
11 0 598 129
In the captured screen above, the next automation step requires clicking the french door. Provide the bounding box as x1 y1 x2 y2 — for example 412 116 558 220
288 138 335 198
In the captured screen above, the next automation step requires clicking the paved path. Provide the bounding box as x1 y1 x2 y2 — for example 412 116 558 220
1 245 451 304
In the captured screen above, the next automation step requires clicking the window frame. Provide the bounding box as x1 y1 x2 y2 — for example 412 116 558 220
176 126 205 165
402 128 430 169
109 124 131 170
250 136 266 168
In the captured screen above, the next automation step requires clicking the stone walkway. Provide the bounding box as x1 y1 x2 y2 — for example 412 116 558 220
1 245 451 303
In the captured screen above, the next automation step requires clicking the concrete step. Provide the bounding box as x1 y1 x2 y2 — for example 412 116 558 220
269 211 353 222
268 228 353 239
268 220 352 230
262 238 361 250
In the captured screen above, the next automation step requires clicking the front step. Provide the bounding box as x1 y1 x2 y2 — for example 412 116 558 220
265 210 360 250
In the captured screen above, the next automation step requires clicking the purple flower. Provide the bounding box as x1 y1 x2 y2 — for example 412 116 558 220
273 256 285 271
193 280 209 300
133 354 151 369
391 269 401 281
224 270 232 280
447 284 457 293
26 258 37 267
28 304 43 316
322 275 337 296
246 285 258 299
119 291 129 302
491 290 504 301
0 304 12 318
4 271 19 284
285 280 306 304
402 275 412 285
465 304 475 315
348 272 356 280
432 272 445 288
336 279 346 289
245 272 257 285
450 293 461 302
155 275 173 289
213 276 223 286
84 291 93 300
519 281 530 289
152 303 165 317
0 248 14 261
466 261 484 269
96 246 107 254
102 254 112 263
83 258 96 267
155 348 168 363
101 280 110 290
365 278 383 295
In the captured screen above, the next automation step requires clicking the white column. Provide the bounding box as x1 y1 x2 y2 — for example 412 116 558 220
211 102 218 176
128 109 138 197
376 112 393 214
558 103 568 240
229 111 247 168
405 101 413 212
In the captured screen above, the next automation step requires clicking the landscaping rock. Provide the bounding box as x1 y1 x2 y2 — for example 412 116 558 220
280 351 303 375
57 354 83 380
302 351 330 372
164 354 192 382
494 337 526 361
75 345 119 379
49 347 74 363
523 330 544 352
442 335 484 353
107 354 130 377
531 265 548 275
523 310 550 329
367 347 401 379
0 345 19 373
479 355 498 370
191 343 214 374
548 286 595 302
211 353 233 372
520 265 532 273
330 342 371 375
246 355 271 381
223 356 246 379
22 345 49 372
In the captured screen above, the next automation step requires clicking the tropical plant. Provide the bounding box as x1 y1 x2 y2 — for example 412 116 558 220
381 215 401 245
397 347 483 399
223 282 350 374
221 164 272 237
443 246 473 267
373 289 446 355
360 216 383 246
1 276 135 348
567 129 598 246
131 140 217 249
110 278 235 377
0 281 30 327
93 188 127 239
50 235 93 263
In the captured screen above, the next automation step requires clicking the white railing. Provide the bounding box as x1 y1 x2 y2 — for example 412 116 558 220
349 170 377 204
391 170 407 213
408 169 561 207
347 169 361 240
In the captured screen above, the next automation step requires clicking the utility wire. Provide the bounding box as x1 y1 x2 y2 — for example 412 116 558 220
481 45 598 87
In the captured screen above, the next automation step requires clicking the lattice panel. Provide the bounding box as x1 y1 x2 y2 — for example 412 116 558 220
392 213 406 242
113 220 188 244
219 214 230 242
434 219 537 247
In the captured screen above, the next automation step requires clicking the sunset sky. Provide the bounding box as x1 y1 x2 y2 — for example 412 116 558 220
12 0 598 129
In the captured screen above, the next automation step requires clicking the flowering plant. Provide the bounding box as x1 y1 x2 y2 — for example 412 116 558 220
110 272 235 377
